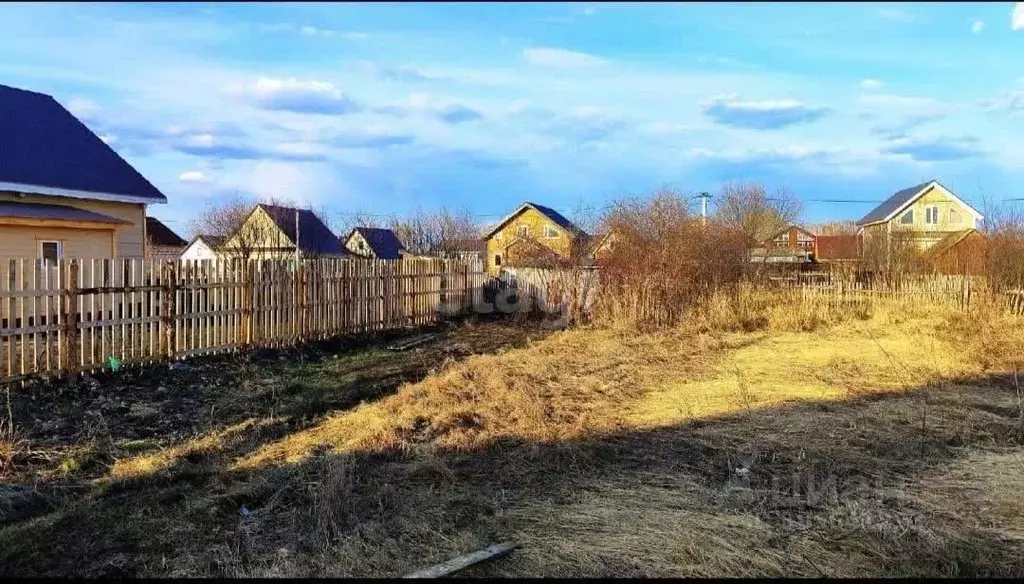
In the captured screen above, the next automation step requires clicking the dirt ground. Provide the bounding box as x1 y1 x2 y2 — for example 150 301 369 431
1 309 1024 577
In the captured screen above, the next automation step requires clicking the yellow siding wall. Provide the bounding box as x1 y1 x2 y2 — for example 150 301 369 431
0 191 146 258
344 231 373 257
0 225 113 259
874 185 980 251
485 207 574 274
891 187 978 234
223 207 296 260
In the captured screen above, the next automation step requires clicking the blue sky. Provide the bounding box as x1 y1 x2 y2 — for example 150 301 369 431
2 2 1024 232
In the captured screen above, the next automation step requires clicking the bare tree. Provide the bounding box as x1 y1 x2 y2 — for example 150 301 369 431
715 182 803 245
812 220 859 236
336 209 389 243
387 206 480 256
189 192 253 239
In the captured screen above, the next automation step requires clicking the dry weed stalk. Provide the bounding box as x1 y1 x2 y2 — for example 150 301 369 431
309 452 355 551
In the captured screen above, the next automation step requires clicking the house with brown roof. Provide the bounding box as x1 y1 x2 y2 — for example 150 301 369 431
922 228 987 275
749 225 816 263
145 217 187 262
0 83 167 262
815 234 862 263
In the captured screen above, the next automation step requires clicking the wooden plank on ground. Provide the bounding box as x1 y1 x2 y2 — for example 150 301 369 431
386 333 438 351
402 541 518 579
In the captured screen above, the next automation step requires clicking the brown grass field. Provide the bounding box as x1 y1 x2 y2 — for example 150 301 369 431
2 291 1024 577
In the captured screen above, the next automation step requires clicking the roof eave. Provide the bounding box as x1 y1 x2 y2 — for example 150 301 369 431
0 180 167 205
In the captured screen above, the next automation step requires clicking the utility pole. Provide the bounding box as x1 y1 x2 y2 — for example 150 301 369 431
698 191 711 225
294 209 301 263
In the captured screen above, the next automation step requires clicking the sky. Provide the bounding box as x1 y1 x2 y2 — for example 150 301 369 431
2 1 1024 232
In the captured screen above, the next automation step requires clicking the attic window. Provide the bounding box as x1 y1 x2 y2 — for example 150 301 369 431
545 225 558 238
949 208 962 224
516 225 530 238
899 209 914 225
925 206 939 225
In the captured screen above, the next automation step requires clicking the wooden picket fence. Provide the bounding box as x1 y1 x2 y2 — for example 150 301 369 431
0 257 485 383
767 274 1024 315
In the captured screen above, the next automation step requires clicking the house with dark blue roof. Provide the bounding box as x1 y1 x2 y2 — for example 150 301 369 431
0 83 167 261
342 226 408 260
221 203 349 259
482 201 588 274
856 180 983 252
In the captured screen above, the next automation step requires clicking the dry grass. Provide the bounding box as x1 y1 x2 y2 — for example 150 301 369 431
2 299 1024 577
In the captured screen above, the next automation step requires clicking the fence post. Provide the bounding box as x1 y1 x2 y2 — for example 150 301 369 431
297 260 307 341
61 259 80 375
242 260 251 346
161 260 176 360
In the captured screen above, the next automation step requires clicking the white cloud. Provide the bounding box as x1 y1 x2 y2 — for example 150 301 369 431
522 47 606 68
185 133 215 148
982 90 1024 112
875 7 914 23
258 23 295 33
274 141 324 157
179 171 211 183
1014 3 1024 30
857 93 941 109
859 78 883 89
262 23 366 39
238 77 360 115
65 97 101 120
235 161 335 206
300 25 333 37
971 20 985 33
703 95 830 130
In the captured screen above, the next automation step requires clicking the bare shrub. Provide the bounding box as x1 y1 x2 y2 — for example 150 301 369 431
859 229 928 283
594 189 748 329
715 182 803 245
983 205 1024 294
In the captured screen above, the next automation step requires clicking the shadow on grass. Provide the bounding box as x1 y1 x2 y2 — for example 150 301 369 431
2 369 1023 577
0 318 549 532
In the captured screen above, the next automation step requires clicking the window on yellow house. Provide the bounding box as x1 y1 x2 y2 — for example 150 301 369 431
517 225 529 238
949 208 962 224
925 206 939 225
40 241 62 265
495 254 502 266
545 225 558 238
900 209 914 225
